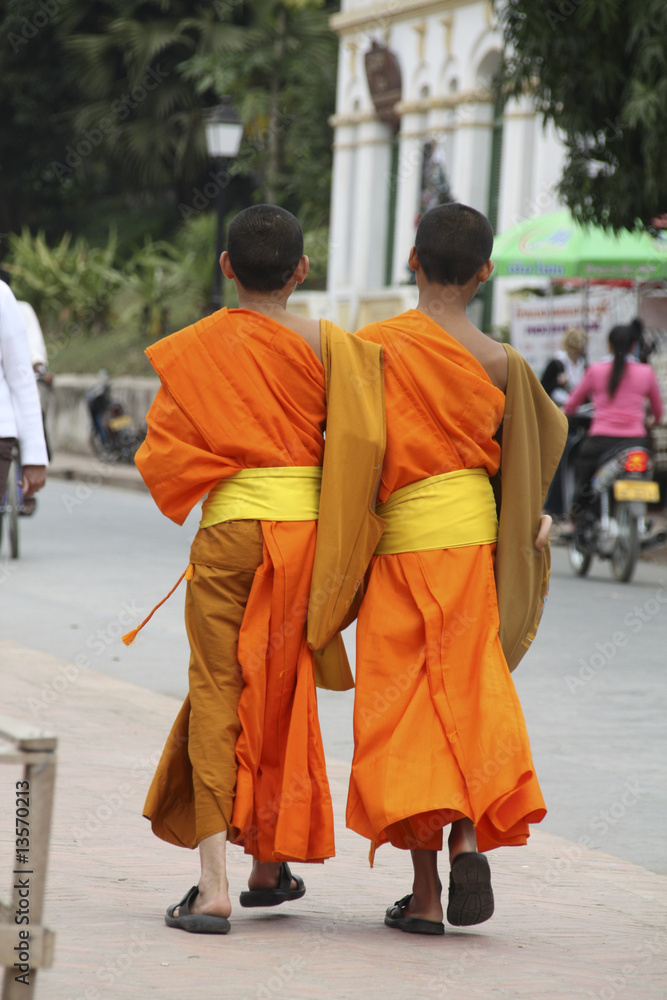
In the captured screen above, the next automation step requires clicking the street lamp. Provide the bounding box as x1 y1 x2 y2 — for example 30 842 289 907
203 99 244 311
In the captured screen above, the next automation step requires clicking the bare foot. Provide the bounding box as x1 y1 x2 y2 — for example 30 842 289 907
448 817 477 864
404 886 443 924
173 881 231 920
247 860 299 892
409 849 444 923
173 830 232 919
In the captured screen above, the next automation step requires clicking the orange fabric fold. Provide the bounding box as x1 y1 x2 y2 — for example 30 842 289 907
138 309 333 862
232 522 334 862
348 311 546 855
135 308 326 525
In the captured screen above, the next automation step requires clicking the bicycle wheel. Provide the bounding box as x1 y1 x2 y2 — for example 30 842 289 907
5 457 19 559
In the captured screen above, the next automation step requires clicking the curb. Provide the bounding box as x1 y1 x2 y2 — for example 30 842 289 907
47 451 147 493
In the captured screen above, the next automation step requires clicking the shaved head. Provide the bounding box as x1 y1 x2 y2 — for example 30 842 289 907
227 205 304 292
415 203 493 285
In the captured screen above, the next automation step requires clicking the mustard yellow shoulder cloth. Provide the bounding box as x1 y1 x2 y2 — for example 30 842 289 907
307 321 386 690
494 344 568 672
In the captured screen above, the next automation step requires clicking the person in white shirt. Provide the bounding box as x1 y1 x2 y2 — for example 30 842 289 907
540 326 587 408
0 280 48 501
16 299 48 369
16 297 53 460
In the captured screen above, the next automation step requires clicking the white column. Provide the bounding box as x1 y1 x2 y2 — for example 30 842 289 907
532 117 566 216
327 122 358 294
392 111 425 285
349 119 393 292
493 96 543 332
449 98 494 212
497 94 538 233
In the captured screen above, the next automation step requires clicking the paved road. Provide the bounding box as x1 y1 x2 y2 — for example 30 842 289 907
2 478 666 875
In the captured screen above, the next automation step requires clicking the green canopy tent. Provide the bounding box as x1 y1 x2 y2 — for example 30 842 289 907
491 209 667 281
489 211 667 366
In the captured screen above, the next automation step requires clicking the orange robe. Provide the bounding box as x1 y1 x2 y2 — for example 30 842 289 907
137 308 334 863
348 310 546 856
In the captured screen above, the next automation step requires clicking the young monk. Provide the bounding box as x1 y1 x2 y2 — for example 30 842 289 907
348 203 567 935
131 204 383 934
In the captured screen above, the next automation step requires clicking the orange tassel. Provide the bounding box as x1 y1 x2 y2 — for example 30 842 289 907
122 563 194 646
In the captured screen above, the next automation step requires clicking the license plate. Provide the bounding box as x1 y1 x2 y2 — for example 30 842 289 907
613 480 660 502
108 413 132 431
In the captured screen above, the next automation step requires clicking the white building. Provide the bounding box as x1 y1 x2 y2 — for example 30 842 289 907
314 0 566 332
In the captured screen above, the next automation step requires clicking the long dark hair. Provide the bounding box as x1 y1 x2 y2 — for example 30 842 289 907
607 320 642 397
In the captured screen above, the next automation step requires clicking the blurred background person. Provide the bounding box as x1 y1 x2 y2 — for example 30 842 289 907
16 296 53 462
541 326 587 517
540 326 587 408
0 279 48 509
563 319 663 528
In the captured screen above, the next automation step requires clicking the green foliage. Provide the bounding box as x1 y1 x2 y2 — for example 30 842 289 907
303 228 329 290
179 0 338 229
54 0 235 194
173 210 218 305
500 0 667 232
0 0 339 302
120 238 204 340
6 224 211 343
0 0 83 237
6 228 123 335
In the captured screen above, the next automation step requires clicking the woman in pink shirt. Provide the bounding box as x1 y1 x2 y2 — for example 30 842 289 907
564 321 664 519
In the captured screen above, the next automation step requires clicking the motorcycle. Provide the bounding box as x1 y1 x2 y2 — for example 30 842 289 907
87 374 145 464
564 409 665 582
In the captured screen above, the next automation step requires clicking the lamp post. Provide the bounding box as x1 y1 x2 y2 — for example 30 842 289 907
203 100 244 311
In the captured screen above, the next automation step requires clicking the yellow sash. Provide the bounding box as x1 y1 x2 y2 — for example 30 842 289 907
200 466 321 528
126 463 349 692
198 463 349 693
375 468 498 554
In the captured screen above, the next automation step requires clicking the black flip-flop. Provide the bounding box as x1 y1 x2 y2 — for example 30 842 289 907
165 885 231 934
384 894 444 936
447 851 494 926
239 862 306 908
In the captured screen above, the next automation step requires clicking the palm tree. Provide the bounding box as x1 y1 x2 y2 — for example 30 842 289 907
56 0 249 197
180 0 338 224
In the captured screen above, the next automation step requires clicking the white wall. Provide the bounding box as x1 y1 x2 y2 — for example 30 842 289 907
327 0 567 331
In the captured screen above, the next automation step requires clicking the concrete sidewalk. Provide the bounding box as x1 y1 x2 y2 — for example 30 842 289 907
0 640 665 1000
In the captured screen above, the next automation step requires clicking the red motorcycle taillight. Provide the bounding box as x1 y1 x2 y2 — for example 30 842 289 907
624 450 648 473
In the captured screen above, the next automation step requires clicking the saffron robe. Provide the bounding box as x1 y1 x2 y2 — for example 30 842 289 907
348 310 547 855
138 308 333 862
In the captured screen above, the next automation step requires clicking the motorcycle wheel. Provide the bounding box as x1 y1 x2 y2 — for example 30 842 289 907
90 430 117 464
118 429 142 464
611 504 639 583
568 535 592 577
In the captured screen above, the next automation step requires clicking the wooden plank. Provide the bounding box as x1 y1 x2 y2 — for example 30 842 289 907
5 753 56 925
0 750 54 768
0 925 55 968
12 756 57 927
0 716 56 752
